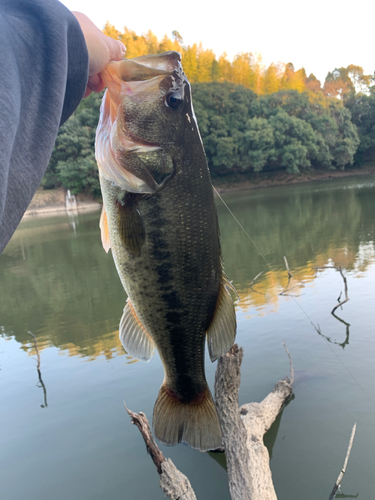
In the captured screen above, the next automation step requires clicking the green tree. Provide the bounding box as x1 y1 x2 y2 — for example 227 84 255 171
45 92 103 195
240 117 275 171
346 92 375 164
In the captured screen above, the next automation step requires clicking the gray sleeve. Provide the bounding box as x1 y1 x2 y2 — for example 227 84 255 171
0 0 89 253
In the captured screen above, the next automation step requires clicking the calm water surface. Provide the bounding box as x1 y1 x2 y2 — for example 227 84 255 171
1 175 374 499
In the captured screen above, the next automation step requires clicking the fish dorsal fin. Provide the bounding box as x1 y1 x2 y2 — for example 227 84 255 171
99 205 111 253
119 299 155 362
206 281 237 362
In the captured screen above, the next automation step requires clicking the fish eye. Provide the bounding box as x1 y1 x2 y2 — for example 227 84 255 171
166 92 183 110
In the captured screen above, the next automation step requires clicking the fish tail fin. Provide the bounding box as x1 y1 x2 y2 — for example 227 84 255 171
153 383 222 452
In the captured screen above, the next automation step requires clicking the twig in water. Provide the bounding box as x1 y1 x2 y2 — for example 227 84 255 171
284 256 293 279
28 331 48 408
249 271 266 295
279 257 302 297
313 266 350 314
329 423 356 500
283 341 294 385
28 331 41 372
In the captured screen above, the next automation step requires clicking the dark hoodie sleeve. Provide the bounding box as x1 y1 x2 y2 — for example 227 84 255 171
0 0 89 253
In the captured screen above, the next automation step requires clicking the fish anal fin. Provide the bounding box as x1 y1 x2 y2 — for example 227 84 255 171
117 193 146 257
206 281 237 362
99 205 111 253
153 384 222 452
119 299 154 362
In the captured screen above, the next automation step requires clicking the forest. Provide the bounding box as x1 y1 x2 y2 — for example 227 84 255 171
43 25 375 195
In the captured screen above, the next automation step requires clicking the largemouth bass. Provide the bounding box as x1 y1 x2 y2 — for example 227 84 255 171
95 51 236 451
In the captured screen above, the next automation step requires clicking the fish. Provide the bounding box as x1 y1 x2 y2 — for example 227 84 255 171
95 51 236 451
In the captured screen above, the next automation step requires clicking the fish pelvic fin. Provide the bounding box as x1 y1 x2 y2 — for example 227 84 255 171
119 299 155 362
153 384 222 452
99 205 111 253
206 280 237 362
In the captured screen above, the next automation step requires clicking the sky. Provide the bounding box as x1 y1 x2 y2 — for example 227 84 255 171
60 0 374 84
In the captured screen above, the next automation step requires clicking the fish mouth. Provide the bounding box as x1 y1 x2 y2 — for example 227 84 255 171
114 51 182 81
96 52 185 194
100 51 183 105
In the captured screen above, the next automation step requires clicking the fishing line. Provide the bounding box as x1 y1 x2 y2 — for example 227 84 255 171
215 186 375 408
213 187 270 267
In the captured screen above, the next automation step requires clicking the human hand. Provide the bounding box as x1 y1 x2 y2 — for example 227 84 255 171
72 12 125 97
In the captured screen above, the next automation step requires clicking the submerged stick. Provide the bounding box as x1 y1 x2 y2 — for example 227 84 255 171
329 423 356 500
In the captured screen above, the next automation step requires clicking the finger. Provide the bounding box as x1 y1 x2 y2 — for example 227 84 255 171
87 73 106 93
83 87 93 98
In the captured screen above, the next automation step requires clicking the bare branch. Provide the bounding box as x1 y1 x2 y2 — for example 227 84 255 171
329 423 357 500
123 403 166 474
283 341 294 385
215 345 253 499
123 403 197 500
215 344 294 500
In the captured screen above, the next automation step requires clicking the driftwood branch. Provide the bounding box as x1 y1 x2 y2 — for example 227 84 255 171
215 343 294 500
124 404 197 500
125 343 293 500
214 345 253 498
329 423 357 500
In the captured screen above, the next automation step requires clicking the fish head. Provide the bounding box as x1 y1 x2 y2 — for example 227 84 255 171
96 51 194 194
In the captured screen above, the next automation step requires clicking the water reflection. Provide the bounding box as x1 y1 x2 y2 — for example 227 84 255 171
1 177 375 500
26 332 48 408
0 177 374 361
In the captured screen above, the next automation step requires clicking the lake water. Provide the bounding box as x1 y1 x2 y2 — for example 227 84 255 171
1 175 374 500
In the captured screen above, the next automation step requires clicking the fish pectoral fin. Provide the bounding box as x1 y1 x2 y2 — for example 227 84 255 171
119 299 155 362
119 149 174 193
206 281 237 362
117 193 146 256
99 205 111 253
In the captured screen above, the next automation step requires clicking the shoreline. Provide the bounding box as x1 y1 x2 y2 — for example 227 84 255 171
24 168 375 216
212 166 375 193
23 187 101 218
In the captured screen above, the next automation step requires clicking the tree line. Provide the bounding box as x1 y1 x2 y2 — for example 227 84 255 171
103 24 374 97
42 27 375 195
